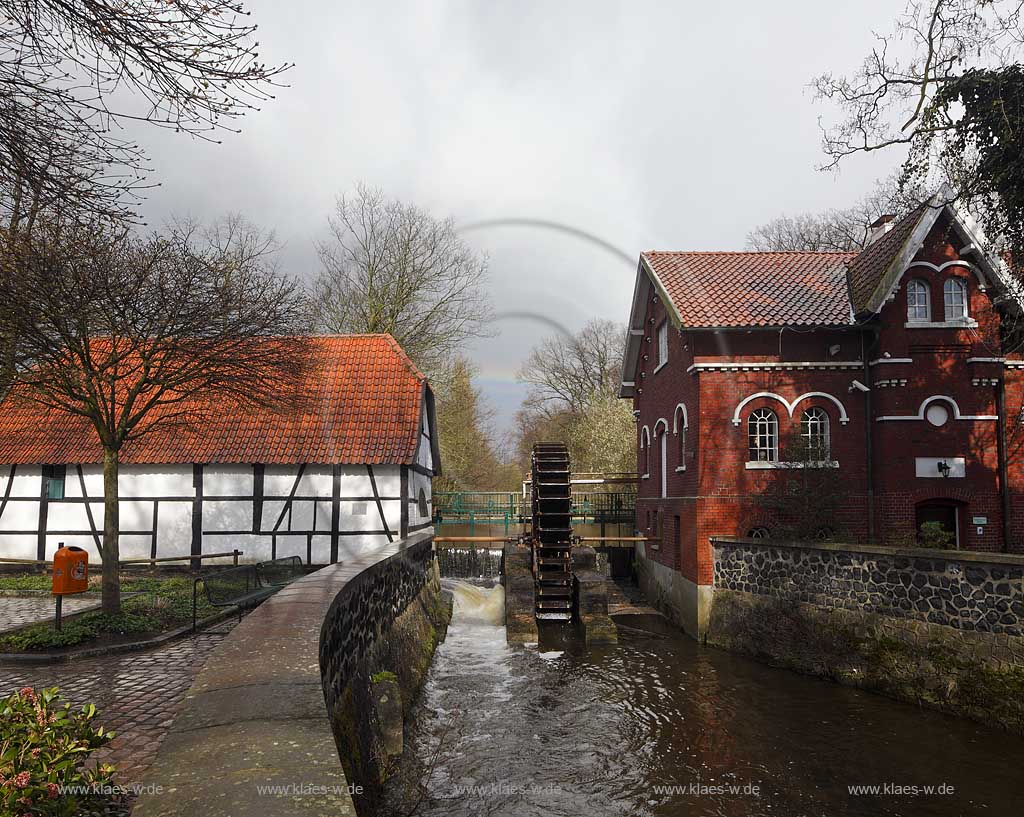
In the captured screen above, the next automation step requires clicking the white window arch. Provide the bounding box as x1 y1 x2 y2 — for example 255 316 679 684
944 277 968 320
907 279 930 322
748 408 778 462
801 407 830 461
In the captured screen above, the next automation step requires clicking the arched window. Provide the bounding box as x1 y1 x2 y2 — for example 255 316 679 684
659 427 668 498
417 487 428 519
907 279 931 322
943 277 968 320
748 408 778 462
640 426 651 476
801 407 830 461
673 403 688 469
747 526 771 539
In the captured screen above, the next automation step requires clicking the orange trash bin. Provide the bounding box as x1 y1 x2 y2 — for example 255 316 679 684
52 545 89 595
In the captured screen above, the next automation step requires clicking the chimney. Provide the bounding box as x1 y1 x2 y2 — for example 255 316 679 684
868 214 896 245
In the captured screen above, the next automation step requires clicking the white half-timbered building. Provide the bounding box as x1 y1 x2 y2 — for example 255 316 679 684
0 335 439 565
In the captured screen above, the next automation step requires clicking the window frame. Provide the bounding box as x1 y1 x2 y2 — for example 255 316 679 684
943 277 968 321
906 278 931 323
673 403 688 472
800 406 831 462
640 425 651 478
43 465 67 500
747 408 778 463
655 320 669 372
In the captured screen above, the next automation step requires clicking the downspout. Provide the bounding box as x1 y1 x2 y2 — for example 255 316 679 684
996 378 1012 553
862 329 876 543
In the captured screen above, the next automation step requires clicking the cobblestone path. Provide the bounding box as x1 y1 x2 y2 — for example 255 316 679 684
0 621 236 784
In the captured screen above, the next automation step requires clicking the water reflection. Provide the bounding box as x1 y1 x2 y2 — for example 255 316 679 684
385 580 1019 817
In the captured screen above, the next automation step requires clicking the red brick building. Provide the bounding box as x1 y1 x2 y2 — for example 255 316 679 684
620 192 1024 636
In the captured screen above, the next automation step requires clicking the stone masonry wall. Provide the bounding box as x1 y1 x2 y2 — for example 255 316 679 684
708 537 1024 732
713 537 1024 636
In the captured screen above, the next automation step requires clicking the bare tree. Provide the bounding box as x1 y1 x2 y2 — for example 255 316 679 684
814 0 1024 258
516 319 624 419
0 220 307 612
746 174 930 252
512 319 630 477
313 184 493 381
433 357 514 492
0 1 290 228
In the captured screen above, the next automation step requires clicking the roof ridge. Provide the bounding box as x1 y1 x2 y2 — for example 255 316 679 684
643 249 857 256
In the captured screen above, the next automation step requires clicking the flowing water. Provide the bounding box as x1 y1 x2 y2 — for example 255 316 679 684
385 579 1020 817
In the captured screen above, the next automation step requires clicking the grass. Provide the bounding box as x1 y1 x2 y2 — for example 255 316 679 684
0 574 218 652
0 572 55 591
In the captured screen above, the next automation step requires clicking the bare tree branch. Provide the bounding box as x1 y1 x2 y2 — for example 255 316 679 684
0 1 291 228
312 184 494 382
0 217 307 612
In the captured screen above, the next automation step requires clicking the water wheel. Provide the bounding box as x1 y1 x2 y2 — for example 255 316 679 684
531 442 573 620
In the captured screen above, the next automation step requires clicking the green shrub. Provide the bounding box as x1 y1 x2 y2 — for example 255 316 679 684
0 576 217 652
917 521 955 549
0 687 127 816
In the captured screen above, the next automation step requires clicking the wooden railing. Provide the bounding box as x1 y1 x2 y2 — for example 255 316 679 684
0 550 243 568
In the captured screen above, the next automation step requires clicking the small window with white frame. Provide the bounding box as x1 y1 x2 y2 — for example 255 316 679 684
907 279 930 322
656 321 668 369
943 277 968 320
748 408 778 462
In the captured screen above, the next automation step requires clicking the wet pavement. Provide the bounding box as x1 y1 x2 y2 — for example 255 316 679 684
0 595 102 633
0 621 236 784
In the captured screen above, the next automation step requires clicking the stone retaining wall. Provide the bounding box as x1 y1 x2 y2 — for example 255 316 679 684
708 537 1024 732
713 537 1024 636
320 533 451 814
133 531 448 817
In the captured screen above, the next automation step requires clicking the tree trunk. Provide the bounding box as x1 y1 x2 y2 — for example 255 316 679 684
101 446 121 614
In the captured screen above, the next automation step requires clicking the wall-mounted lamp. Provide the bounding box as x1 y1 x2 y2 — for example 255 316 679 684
937 460 952 478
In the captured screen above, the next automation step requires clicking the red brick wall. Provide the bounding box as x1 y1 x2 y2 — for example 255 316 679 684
628 218 1024 588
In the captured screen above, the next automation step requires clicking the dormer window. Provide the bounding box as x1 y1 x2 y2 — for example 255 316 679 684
943 277 968 320
907 279 930 322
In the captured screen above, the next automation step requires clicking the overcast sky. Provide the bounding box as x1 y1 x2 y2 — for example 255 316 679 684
136 0 907 436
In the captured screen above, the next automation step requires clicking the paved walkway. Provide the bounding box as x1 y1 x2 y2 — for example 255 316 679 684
0 595 102 633
0 621 237 784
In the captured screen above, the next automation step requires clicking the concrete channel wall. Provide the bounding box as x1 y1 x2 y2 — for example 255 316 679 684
133 531 449 817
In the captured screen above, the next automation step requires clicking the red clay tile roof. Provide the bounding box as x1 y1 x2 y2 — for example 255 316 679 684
0 335 428 466
845 201 932 314
642 251 857 328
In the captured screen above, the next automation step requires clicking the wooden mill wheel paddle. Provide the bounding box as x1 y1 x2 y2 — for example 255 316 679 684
531 442 574 620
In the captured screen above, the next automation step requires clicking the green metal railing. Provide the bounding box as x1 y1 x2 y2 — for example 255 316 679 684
433 491 636 534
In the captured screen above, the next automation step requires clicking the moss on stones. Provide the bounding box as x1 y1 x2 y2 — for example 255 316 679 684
708 588 1024 733
326 574 452 815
